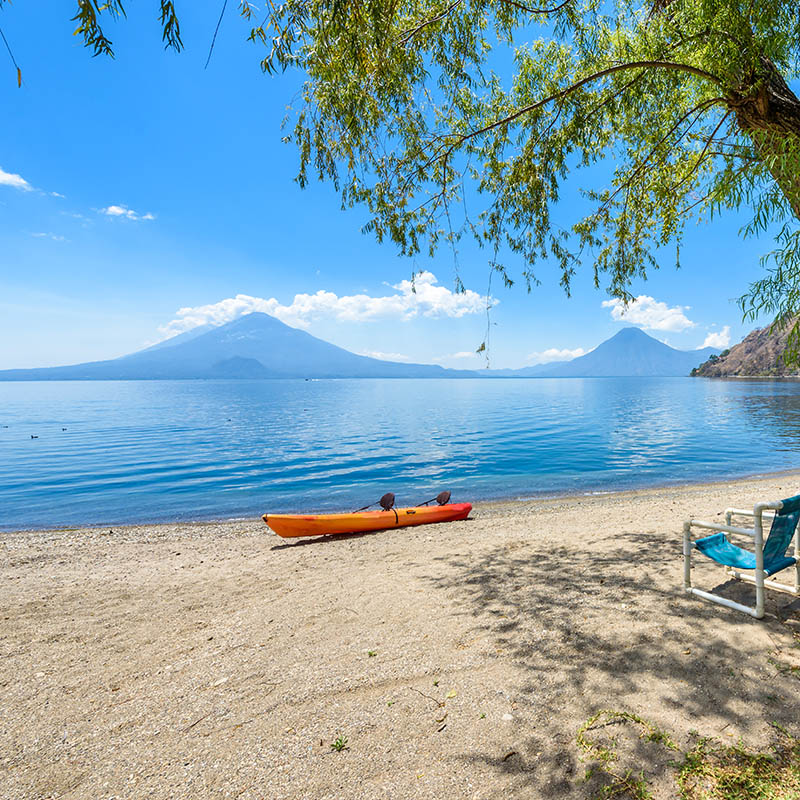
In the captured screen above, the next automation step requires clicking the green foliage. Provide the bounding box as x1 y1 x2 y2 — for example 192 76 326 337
242 1 800 309
0 1 187 59
70 0 127 58
330 734 349 751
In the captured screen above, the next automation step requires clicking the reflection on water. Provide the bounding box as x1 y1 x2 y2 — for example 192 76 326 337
732 385 800 446
2 377 800 530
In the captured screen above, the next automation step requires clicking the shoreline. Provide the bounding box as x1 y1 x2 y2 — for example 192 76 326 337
6 465 800 536
3 469 800 798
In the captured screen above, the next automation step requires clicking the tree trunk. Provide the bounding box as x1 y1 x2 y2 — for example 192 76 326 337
732 58 800 219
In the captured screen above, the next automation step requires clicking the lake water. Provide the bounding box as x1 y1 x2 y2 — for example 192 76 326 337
2 378 800 531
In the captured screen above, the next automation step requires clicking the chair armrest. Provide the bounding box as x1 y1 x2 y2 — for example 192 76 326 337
725 507 757 518
687 519 756 539
724 504 779 527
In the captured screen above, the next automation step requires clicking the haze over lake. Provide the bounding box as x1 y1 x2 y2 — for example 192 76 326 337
3 377 800 531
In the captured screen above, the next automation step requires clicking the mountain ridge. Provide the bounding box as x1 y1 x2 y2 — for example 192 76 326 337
0 313 718 380
692 318 800 377
0 313 475 380
533 327 716 377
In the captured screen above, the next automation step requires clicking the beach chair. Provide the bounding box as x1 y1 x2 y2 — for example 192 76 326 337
682 494 800 618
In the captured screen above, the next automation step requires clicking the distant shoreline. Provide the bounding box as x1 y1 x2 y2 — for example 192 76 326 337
1 374 707 381
4 373 800 381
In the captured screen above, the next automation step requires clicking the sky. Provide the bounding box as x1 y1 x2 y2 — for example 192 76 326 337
0 2 782 370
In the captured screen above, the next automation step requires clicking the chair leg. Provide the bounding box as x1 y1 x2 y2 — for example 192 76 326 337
795 532 800 595
683 522 692 592
729 569 799 595
686 587 761 617
755 569 766 619
682 521 762 618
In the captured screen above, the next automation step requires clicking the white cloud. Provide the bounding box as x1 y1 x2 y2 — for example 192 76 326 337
99 204 155 221
31 232 67 242
451 351 479 359
0 166 64 197
159 272 492 337
528 347 586 364
359 350 411 362
0 166 33 191
602 295 695 332
700 325 731 349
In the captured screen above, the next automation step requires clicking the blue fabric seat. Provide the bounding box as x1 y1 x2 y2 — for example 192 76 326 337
695 493 800 577
694 532 796 576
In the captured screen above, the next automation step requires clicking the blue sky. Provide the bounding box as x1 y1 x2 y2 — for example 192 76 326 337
0 2 778 370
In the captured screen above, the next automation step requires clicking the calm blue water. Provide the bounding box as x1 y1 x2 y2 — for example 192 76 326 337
2 378 800 531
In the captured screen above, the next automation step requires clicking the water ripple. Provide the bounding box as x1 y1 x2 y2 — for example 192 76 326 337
3 377 800 530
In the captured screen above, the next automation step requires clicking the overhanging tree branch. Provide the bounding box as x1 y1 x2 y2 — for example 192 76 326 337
435 61 724 163
399 0 573 45
493 0 573 15
398 0 462 45
591 97 727 222
668 110 733 194
0 23 21 87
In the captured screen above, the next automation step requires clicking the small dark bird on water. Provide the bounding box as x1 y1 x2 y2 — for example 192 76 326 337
62 427 67 431
30 435 38 439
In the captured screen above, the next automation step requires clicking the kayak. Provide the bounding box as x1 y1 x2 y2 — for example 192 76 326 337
262 502 472 538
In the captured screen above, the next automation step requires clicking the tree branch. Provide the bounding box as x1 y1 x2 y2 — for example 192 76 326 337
493 0 573 15
438 60 724 158
399 0 463 44
399 0 572 45
205 0 229 68
0 24 21 87
668 110 732 194
575 73 644 127
587 97 725 226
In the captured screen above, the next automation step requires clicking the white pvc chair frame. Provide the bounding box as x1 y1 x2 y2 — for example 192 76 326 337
683 500 800 619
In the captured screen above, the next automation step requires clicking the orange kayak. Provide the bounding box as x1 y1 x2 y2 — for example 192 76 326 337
262 502 472 538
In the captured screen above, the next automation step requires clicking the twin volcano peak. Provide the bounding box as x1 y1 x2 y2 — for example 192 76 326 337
0 313 718 380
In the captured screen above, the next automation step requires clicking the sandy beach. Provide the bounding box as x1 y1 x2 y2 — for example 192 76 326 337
3 474 800 799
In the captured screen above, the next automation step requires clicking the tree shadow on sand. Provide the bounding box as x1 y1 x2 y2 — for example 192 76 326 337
420 528 800 797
